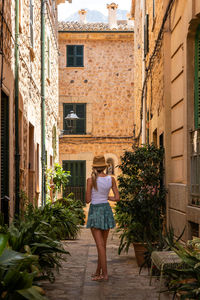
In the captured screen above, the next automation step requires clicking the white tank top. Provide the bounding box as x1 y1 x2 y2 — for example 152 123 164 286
91 176 112 205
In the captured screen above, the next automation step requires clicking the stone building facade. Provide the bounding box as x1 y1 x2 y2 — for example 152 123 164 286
58 4 134 204
0 0 68 221
132 0 200 240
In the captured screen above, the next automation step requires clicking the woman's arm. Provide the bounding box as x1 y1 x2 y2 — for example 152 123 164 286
86 178 92 204
108 177 120 202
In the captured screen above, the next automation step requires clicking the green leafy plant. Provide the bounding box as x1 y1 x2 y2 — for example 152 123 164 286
7 204 70 282
165 238 200 299
0 240 47 300
46 163 70 201
115 144 167 254
56 193 85 226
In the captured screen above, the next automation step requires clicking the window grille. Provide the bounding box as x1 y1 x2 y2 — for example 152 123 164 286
62 160 86 204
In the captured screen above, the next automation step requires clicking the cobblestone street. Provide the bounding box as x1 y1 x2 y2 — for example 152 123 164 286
42 228 171 300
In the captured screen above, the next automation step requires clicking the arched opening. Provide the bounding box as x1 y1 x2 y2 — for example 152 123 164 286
106 158 115 175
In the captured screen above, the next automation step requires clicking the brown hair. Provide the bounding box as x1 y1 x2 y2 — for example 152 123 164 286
91 166 106 190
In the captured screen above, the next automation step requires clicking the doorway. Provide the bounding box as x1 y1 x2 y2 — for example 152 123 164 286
62 160 86 204
1 90 9 224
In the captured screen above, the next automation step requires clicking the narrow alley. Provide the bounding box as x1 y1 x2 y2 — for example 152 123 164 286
42 228 171 300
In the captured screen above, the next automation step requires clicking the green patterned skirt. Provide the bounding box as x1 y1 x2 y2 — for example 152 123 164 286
86 203 115 230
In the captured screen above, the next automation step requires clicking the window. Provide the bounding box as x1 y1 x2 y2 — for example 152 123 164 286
30 0 34 47
66 45 84 67
153 0 156 19
1 90 9 224
144 14 149 57
63 103 86 134
195 25 200 129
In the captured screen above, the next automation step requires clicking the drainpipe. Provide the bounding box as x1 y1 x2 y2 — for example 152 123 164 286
15 0 20 215
41 0 46 205
141 0 146 145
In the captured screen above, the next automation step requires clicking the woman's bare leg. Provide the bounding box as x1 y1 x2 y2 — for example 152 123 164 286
91 229 101 276
91 228 109 280
91 229 110 276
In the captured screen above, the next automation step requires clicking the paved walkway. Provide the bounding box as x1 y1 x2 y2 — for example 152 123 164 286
42 228 172 300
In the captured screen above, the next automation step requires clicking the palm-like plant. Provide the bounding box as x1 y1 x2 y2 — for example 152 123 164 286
165 238 200 299
0 240 47 300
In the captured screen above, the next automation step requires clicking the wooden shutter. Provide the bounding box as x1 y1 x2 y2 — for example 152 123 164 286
144 14 149 57
76 103 86 134
62 160 86 203
30 0 34 47
67 45 84 67
75 46 84 67
195 25 200 129
67 45 75 67
1 91 9 224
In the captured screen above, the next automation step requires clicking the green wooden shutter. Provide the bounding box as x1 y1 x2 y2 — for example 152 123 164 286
67 45 75 67
62 160 86 203
144 14 149 57
1 91 9 224
75 46 84 67
195 25 200 129
76 103 86 134
67 45 84 67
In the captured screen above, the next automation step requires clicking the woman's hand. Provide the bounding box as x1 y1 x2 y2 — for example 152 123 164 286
109 177 120 202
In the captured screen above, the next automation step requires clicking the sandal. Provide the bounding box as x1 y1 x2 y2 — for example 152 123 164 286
91 275 104 281
91 273 101 278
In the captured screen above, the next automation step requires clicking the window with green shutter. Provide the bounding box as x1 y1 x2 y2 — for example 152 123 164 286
195 25 200 129
66 45 84 67
63 103 86 134
62 160 86 204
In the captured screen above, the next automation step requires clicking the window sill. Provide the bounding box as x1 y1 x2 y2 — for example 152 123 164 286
65 66 85 69
60 134 91 138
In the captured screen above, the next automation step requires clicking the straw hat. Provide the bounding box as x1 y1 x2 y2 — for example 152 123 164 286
92 155 107 168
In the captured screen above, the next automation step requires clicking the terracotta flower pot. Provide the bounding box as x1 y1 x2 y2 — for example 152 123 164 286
133 242 147 267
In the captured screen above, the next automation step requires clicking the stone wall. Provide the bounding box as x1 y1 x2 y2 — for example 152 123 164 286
0 0 60 214
133 0 200 239
58 31 134 183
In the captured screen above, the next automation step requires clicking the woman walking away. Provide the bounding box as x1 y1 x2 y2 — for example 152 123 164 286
86 155 120 281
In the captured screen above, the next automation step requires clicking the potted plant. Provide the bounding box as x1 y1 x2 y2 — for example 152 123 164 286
115 143 167 266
